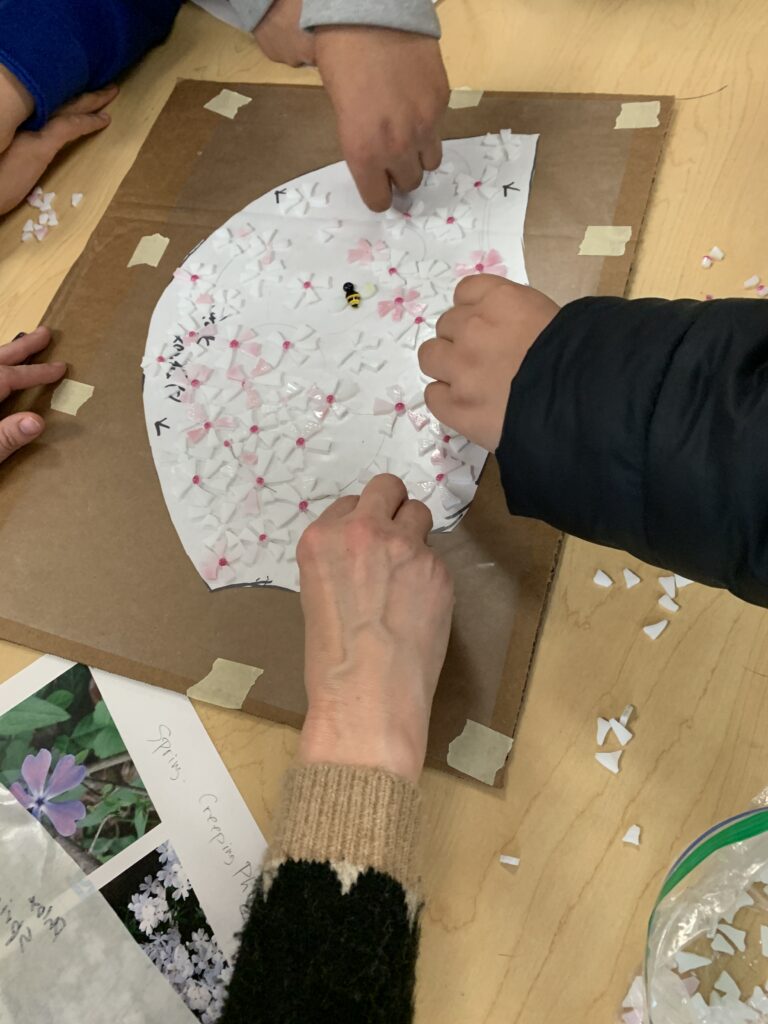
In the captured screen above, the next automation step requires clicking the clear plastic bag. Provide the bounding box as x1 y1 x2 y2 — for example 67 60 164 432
641 808 768 1023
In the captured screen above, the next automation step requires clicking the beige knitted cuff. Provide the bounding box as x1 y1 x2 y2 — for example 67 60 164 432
268 763 422 893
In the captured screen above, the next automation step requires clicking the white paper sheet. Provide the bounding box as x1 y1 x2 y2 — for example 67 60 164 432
0 656 267 1022
142 133 537 591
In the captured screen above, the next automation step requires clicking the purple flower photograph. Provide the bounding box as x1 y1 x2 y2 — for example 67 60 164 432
0 663 160 872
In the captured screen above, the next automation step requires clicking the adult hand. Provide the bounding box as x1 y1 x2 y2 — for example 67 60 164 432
297 474 454 783
0 327 66 464
0 75 117 216
419 276 560 451
315 27 449 212
252 0 315 67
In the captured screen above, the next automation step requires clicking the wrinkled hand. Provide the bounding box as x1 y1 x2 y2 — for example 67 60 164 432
419 276 560 451
0 76 117 216
315 27 449 211
0 327 66 464
297 474 454 782
252 0 315 67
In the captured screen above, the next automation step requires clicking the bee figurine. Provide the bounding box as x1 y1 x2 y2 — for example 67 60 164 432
341 281 376 310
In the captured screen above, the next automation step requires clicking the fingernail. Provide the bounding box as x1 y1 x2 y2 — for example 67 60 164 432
96 111 110 122
13 332 25 340
50 362 67 373
19 417 42 437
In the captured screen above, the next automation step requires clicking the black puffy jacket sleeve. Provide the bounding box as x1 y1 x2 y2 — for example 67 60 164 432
497 297 768 606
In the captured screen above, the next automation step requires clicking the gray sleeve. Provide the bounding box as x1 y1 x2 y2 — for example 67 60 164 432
301 0 441 37
226 0 272 31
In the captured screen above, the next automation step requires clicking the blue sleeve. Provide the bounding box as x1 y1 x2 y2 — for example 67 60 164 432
0 0 182 129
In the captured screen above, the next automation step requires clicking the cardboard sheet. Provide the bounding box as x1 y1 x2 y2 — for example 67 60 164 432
0 84 672 784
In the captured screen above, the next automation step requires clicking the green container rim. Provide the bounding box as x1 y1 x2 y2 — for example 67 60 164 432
652 808 768 918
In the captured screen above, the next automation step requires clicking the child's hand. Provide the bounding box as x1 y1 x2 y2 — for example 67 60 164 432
419 277 560 451
0 327 66 465
252 0 315 67
315 27 449 212
0 84 118 216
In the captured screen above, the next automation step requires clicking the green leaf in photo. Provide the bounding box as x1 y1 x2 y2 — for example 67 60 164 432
72 702 127 758
1 737 32 773
0 696 70 737
52 734 73 754
92 725 126 759
134 805 148 837
46 691 74 710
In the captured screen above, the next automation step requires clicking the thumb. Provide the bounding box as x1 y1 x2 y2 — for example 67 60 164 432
0 413 44 464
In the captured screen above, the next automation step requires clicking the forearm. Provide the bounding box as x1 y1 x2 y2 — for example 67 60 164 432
220 764 422 1024
497 296 768 605
0 0 181 128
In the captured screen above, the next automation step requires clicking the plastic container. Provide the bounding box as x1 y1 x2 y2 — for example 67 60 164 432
640 808 768 1023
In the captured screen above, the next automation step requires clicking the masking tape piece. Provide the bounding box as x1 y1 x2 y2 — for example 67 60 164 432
449 87 484 110
0 785 194 1023
186 657 264 709
447 719 513 785
614 100 661 129
50 379 94 416
578 225 633 257
127 232 170 269
203 88 253 119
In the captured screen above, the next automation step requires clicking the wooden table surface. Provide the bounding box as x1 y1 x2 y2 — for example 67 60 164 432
2 2 768 1020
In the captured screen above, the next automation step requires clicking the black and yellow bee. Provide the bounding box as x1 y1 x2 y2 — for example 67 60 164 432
340 281 377 310
343 281 362 308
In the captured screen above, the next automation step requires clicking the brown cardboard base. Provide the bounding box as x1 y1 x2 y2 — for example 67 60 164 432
0 84 672 785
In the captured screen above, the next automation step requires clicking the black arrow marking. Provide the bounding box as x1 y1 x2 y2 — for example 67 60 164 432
155 418 170 436
503 183 520 197
274 189 287 204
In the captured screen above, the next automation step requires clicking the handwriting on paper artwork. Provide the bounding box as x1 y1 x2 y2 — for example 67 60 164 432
147 723 182 781
199 793 236 866
0 891 67 954
141 132 538 592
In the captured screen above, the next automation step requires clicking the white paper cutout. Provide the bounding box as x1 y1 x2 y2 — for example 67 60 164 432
622 825 641 846
619 704 635 728
595 750 623 774
609 717 633 746
593 569 613 588
712 933 735 956
142 133 538 591
623 568 641 588
643 620 669 640
675 952 712 973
